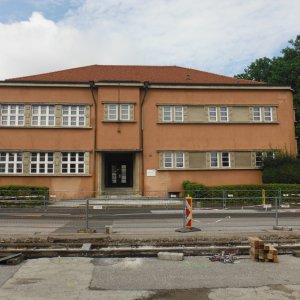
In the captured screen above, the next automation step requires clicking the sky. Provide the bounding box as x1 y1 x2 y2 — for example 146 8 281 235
0 0 299 80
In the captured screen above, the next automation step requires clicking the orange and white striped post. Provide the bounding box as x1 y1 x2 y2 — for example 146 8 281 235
185 195 193 228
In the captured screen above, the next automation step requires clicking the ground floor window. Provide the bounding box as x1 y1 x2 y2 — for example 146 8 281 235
0 152 23 174
61 152 85 174
30 152 54 174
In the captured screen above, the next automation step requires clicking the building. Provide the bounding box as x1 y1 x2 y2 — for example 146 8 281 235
0 65 297 199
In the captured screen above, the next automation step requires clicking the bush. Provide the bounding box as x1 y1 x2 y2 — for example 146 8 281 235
262 152 300 183
0 185 49 199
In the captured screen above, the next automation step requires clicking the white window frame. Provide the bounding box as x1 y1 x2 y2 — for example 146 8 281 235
162 106 172 122
175 152 185 168
263 107 273 122
31 105 55 126
163 152 173 168
61 152 85 174
219 107 229 122
0 104 24 126
221 152 230 167
162 106 184 122
62 105 86 127
210 152 219 167
253 107 262 122
255 152 263 167
0 152 23 174
30 152 54 174
208 107 218 122
120 104 130 121
107 104 118 121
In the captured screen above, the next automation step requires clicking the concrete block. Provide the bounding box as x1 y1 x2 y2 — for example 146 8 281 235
105 226 113 234
157 252 184 261
273 226 292 231
293 250 300 257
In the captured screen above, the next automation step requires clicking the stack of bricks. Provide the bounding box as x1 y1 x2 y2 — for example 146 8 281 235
248 237 279 263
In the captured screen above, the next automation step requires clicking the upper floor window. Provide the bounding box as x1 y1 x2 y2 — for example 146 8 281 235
62 105 85 127
208 106 228 122
162 106 184 122
106 104 134 121
32 105 55 126
163 152 173 168
61 152 85 174
210 152 230 168
30 152 54 174
0 104 24 126
0 152 23 174
255 151 276 167
253 107 273 122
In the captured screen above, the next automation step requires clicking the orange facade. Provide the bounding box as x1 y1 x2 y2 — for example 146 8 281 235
0 66 297 199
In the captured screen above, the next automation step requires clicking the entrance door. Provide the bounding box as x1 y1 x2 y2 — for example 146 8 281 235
105 153 133 188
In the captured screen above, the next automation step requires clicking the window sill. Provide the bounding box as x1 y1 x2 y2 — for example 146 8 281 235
157 122 280 125
102 120 136 123
0 126 93 129
157 168 262 171
0 174 92 177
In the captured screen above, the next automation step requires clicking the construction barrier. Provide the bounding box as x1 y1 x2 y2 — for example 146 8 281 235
185 195 193 228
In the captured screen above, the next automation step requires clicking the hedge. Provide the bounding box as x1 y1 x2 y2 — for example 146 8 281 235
182 181 300 199
0 185 49 199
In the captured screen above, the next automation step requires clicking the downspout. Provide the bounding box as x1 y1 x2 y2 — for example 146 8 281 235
141 81 150 196
89 81 97 198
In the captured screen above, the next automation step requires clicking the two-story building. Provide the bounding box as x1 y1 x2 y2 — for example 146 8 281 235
0 65 297 199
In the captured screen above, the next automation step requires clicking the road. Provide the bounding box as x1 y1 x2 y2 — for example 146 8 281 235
0 206 299 235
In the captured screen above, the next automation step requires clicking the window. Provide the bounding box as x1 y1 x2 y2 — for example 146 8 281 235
162 152 185 168
221 152 230 167
210 152 230 168
107 104 133 121
208 106 228 122
30 153 54 174
62 105 85 127
208 107 217 122
61 152 85 174
263 107 272 122
255 152 263 167
175 152 185 168
162 106 184 122
163 152 173 168
219 107 229 122
210 152 219 167
253 107 275 122
0 104 24 126
32 105 55 126
0 152 22 174
108 104 118 120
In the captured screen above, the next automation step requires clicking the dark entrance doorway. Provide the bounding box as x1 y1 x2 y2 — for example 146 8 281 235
104 153 134 188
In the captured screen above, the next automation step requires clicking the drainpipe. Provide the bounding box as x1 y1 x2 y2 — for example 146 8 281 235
89 81 97 198
141 81 150 196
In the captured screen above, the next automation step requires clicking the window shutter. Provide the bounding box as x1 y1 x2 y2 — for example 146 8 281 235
230 152 235 168
183 106 188 122
54 152 61 174
85 106 90 127
103 104 108 121
204 106 209 122
159 152 164 168
158 106 163 122
55 105 62 127
84 152 90 174
24 105 31 127
205 152 210 168
250 152 257 167
272 107 277 122
184 152 189 168
249 107 254 122
228 107 233 121
130 104 134 121
23 152 30 174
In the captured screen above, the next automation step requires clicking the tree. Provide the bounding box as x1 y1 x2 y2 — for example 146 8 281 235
235 36 300 154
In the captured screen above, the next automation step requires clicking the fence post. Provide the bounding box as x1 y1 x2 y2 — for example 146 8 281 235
275 197 278 227
262 189 266 208
86 199 89 230
222 190 226 209
278 189 282 207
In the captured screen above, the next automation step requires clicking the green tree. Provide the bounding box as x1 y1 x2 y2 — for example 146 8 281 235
235 36 300 154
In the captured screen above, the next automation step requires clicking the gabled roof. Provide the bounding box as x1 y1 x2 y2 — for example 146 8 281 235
6 65 262 85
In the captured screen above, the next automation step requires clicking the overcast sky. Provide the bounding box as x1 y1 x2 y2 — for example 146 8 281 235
0 0 299 80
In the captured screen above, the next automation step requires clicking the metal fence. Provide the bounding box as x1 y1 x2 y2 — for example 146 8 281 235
0 189 299 235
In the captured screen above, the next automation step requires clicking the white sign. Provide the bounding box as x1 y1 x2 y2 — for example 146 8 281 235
147 169 156 177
